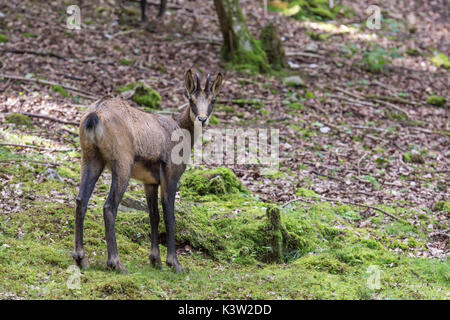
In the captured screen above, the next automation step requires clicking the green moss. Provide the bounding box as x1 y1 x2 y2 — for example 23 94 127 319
209 115 219 125
52 85 69 98
309 7 335 20
232 99 264 109
430 53 450 69
0 34 7 43
295 187 319 198
426 95 446 107
288 102 305 111
119 58 136 66
6 113 33 127
22 32 37 38
434 201 450 213
1 131 448 299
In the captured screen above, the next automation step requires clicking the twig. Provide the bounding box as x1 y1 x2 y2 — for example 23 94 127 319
282 195 401 222
0 74 98 100
285 51 325 59
1 49 67 60
334 87 365 100
0 143 73 152
364 93 420 106
310 170 345 183
0 159 59 166
19 112 79 126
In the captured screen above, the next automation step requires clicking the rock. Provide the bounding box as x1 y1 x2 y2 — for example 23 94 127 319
44 168 63 183
283 75 304 88
320 126 330 134
305 42 318 53
121 196 147 211
288 61 300 69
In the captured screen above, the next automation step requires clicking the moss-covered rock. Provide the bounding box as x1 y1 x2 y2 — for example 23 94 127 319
180 167 248 197
426 95 446 107
0 34 8 43
6 113 33 127
402 150 425 164
118 82 161 109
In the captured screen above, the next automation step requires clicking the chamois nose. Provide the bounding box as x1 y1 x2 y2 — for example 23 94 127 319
198 116 207 126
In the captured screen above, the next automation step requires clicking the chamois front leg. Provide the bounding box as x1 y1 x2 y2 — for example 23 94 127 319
74 155 105 269
103 162 131 273
160 165 183 273
144 184 162 268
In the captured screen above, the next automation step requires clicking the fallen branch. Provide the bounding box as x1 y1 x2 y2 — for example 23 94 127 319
286 51 325 59
333 87 409 117
19 112 79 126
0 74 98 100
0 158 59 166
364 93 420 106
282 195 401 222
1 49 67 60
0 143 73 152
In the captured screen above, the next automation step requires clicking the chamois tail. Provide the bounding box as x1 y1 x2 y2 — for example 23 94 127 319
81 112 103 144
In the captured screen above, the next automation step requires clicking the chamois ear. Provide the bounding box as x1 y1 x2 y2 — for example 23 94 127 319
211 73 223 96
185 69 195 95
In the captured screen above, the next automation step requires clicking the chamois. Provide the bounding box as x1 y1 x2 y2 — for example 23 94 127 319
73 70 223 273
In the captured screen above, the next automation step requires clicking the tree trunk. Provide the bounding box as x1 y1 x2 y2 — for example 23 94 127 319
213 0 269 73
260 21 288 70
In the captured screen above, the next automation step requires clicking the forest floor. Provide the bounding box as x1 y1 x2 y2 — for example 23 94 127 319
0 0 448 299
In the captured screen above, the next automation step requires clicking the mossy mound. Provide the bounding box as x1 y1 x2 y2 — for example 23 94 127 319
1 152 448 298
52 85 69 98
0 34 8 43
6 113 33 127
426 95 446 107
118 82 161 109
180 167 248 197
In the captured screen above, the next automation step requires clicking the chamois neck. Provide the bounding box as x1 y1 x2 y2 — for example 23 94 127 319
175 106 196 147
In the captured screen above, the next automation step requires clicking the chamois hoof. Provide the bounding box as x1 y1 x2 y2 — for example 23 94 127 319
149 254 162 269
107 259 129 274
166 257 183 273
73 252 89 270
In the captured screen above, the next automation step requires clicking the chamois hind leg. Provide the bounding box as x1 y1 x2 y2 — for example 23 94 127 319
73 154 105 269
144 184 162 268
103 161 131 273
160 164 183 273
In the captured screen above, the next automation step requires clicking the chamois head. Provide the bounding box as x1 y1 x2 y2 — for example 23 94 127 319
185 69 223 127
